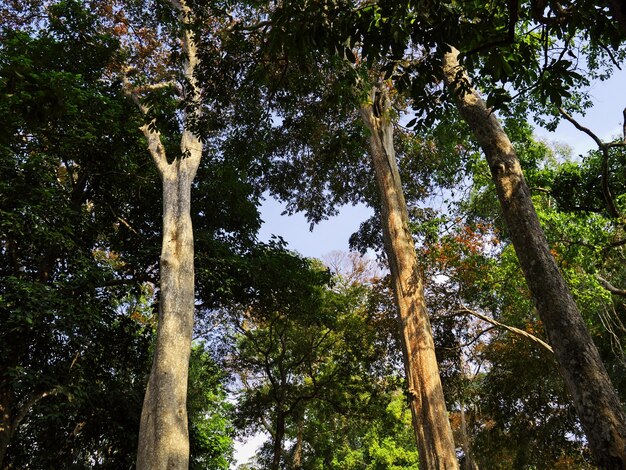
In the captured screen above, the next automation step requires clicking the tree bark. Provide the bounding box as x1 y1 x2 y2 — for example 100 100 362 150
291 415 303 469
271 409 286 470
0 388 13 466
442 47 626 469
132 2 203 468
360 84 459 470
136 153 200 470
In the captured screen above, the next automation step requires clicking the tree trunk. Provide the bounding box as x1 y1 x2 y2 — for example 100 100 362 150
271 410 286 470
136 152 200 470
0 388 13 466
459 401 479 470
360 84 459 470
291 416 303 469
131 2 202 467
442 47 626 469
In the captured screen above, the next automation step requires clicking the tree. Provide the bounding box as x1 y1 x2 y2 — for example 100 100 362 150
299 1 626 464
227 12 464 463
229 249 417 470
187 344 235 470
0 4 158 465
441 46 626 468
120 0 204 466
359 82 457 468
1 2 247 467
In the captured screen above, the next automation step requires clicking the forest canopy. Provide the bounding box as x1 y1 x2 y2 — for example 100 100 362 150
1 0 626 469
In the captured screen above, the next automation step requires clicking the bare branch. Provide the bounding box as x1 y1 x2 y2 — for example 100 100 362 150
597 275 626 297
457 305 554 354
558 107 621 219
12 387 62 434
227 19 272 32
140 123 169 176
530 186 552 194
134 81 180 95
558 107 604 149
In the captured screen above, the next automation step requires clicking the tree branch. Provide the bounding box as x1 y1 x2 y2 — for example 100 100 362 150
140 123 170 176
597 275 626 297
558 107 621 219
558 107 605 149
457 305 554 353
12 387 62 435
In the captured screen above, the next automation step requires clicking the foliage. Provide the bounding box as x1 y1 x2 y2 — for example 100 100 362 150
188 344 235 470
3 0 626 468
227 250 414 469
0 1 249 466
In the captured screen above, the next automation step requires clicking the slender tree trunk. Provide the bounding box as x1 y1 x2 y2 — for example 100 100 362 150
291 415 303 469
360 84 459 470
442 47 626 469
271 410 286 470
0 388 13 466
459 401 478 470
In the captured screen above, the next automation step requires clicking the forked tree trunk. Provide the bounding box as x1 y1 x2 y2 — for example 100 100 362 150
442 47 626 469
136 141 200 469
134 2 203 467
360 84 459 470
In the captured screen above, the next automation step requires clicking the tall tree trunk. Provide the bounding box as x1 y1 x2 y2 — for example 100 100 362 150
442 47 626 469
136 151 200 469
360 84 459 470
130 2 202 468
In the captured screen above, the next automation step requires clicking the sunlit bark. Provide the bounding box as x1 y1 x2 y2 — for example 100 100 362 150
360 84 459 470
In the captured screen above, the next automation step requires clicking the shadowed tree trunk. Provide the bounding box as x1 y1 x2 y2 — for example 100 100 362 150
291 414 304 469
271 409 286 470
0 389 13 465
360 83 459 470
442 47 626 469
